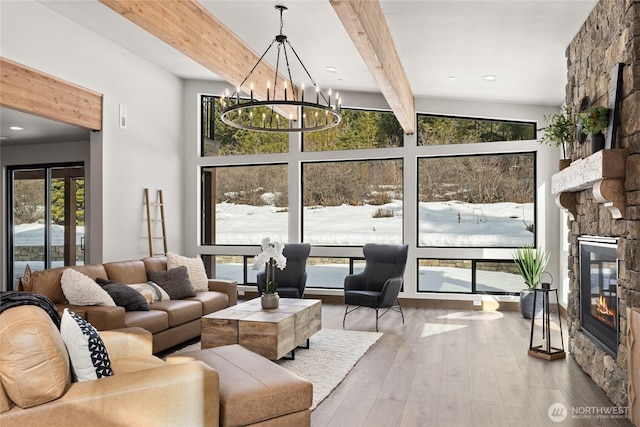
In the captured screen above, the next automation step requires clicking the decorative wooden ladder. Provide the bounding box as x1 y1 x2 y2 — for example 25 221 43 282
144 188 167 257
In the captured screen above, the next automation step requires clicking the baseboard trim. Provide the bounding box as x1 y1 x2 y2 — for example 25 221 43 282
242 292 520 311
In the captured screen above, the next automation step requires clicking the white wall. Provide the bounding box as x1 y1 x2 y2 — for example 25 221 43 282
0 1 185 289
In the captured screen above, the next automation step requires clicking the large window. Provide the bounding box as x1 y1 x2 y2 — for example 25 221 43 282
302 159 403 245
303 108 403 152
201 164 288 245
417 114 535 146
418 259 523 294
417 152 535 248
202 255 366 289
201 95 288 156
197 95 546 294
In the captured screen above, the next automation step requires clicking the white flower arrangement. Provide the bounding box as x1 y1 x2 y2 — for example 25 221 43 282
252 237 287 294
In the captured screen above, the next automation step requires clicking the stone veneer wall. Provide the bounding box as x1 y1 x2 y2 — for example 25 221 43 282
564 0 640 407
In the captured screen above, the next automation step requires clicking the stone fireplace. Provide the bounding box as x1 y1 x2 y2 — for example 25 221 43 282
554 0 640 409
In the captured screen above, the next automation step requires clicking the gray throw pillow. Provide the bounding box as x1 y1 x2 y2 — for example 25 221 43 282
96 278 150 311
146 266 196 300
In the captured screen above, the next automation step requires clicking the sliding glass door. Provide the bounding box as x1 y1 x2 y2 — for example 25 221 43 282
7 163 85 289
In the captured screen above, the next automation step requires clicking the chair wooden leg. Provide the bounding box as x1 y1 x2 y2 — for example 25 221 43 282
375 308 379 332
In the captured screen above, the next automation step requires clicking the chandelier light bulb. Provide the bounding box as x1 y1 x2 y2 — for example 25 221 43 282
219 5 342 132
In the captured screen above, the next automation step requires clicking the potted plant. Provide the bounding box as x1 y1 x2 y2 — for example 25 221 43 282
578 106 609 153
538 105 576 161
513 246 550 319
252 237 287 309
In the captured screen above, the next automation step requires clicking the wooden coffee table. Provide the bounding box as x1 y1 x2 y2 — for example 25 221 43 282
201 298 322 360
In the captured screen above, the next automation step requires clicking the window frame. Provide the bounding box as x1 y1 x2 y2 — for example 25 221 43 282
301 105 404 152
417 258 522 295
416 113 537 146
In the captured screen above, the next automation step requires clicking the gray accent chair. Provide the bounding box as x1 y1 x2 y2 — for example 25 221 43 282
257 243 311 298
343 243 408 331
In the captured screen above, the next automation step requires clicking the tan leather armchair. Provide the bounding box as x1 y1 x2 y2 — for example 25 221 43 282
0 305 219 426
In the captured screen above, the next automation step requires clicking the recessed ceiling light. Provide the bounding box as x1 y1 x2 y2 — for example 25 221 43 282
448 76 456 81
9 126 24 131
483 75 497 81
325 66 338 73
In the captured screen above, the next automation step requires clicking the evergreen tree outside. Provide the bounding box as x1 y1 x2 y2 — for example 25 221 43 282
418 115 535 146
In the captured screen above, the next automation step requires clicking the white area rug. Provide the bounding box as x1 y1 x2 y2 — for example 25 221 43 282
278 329 382 409
167 329 382 410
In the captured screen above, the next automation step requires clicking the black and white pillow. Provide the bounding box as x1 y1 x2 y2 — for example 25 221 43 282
60 308 113 381
96 278 150 311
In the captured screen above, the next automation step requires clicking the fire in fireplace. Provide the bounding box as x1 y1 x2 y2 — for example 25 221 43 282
579 236 619 356
595 294 616 327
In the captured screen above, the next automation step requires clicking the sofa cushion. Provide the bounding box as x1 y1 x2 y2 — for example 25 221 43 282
127 282 170 304
0 378 12 413
149 300 203 328
61 269 115 307
60 308 113 381
142 256 168 272
30 267 69 304
147 267 196 300
0 305 71 408
186 292 230 315
29 265 108 304
166 253 209 292
110 355 166 375
124 310 169 334
103 260 148 284
96 278 150 311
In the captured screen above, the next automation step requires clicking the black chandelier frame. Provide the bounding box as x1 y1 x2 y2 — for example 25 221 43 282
220 5 342 133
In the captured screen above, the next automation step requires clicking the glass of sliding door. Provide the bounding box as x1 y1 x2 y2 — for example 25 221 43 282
8 164 85 288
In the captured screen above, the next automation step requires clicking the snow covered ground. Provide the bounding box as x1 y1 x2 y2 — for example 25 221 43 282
12 200 530 292
215 199 534 247
213 199 530 292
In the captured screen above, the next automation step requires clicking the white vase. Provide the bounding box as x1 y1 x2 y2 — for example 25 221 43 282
261 292 279 309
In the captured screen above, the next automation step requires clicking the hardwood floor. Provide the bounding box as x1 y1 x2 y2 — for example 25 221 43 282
312 303 632 427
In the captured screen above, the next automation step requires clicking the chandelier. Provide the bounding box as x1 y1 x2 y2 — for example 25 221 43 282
220 5 342 133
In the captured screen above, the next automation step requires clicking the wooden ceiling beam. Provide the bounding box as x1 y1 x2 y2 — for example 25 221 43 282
99 0 297 119
329 0 415 134
0 57 103 131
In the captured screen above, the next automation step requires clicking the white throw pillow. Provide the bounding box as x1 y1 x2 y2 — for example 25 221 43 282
61 269 115 306
166 252 209 292
60 308 113 381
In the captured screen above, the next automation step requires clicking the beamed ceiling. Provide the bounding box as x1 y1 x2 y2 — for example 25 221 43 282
1 0 598 142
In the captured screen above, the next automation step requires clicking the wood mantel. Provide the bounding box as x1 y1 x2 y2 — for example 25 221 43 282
551 149 628 220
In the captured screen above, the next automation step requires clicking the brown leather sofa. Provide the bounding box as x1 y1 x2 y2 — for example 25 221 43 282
17 256 237 353
1 305 313 427
0 305 220 426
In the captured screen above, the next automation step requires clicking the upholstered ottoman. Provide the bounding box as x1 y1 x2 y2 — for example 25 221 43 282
166 344 312 427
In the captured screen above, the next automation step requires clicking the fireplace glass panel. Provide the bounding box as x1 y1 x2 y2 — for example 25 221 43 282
579 239 618 356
